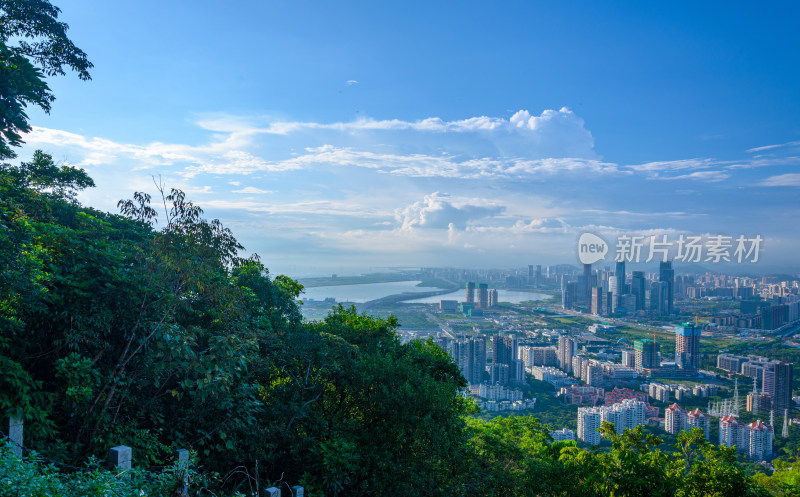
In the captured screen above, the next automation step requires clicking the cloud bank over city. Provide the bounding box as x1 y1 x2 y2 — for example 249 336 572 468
18 106 800 275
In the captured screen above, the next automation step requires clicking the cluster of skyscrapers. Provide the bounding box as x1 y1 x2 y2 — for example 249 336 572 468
562 260 677 317
465 282 499 310
436 334 524 387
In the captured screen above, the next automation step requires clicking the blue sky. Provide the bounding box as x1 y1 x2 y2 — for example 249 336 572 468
16 0 800 276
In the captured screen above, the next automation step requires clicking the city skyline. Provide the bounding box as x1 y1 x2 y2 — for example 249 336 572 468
11 1 800 277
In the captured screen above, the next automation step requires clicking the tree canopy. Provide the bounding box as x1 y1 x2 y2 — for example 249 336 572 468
0 0 92 159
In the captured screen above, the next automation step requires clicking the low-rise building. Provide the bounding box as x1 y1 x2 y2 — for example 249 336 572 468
551 428 576 442
560 384 604 405
649 382 671 403
530 366 574 388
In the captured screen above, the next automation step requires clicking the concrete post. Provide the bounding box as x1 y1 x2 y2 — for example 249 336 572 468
291 485 304 497
175 449 190 495
108 445 132 474
264 487 280 497
7 416 23 458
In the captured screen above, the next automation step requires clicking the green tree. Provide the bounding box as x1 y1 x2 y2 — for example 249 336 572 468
671 428 769 497
465 415 567 496
0 0 92 159
254 305 472 496
754 457 800 496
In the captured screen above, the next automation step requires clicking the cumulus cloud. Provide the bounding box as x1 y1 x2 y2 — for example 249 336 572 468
252 108 596 157
396 193 505 230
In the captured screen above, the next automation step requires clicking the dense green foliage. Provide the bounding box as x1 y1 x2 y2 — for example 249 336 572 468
0 154 474 495
0 440 195 497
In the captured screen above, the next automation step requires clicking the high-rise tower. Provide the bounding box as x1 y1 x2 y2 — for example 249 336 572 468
634 338 658 371
615 260 627 308
763 361 793 413
659 261 675 314
675 323 701 370
465 282 476 304
478 283 489 309
583 263 593 306
631 271 646 311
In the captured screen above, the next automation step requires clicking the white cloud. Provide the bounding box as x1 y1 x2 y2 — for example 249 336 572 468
650 170 730 182
22 109 604 181
469 218 570 234
581 209 706 218
628 158 718 172
232 186 274 194
725 156 800 169
203 199 392 218
396 193 505 230
184 185 213 194
758 173 800 187
746 140 800 153
204 146 622 179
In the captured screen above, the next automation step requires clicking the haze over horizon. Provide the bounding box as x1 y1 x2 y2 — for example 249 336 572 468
15 1 800 277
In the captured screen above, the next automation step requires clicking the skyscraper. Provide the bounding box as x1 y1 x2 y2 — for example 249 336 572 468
465 282 476 304
591 286 605 316
450 337 486 385
615 260 627 308
490 334 521 385
583 263 593 306
634 338 658 371
562 281 577 310
659 261 675 314
650 281 668 315
558 335 576 373
631 271 646 311
763 361 793 413
491 334 515 365
478 283 489 309
488 288 498 308
608 275 618 309
675 323 701 370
